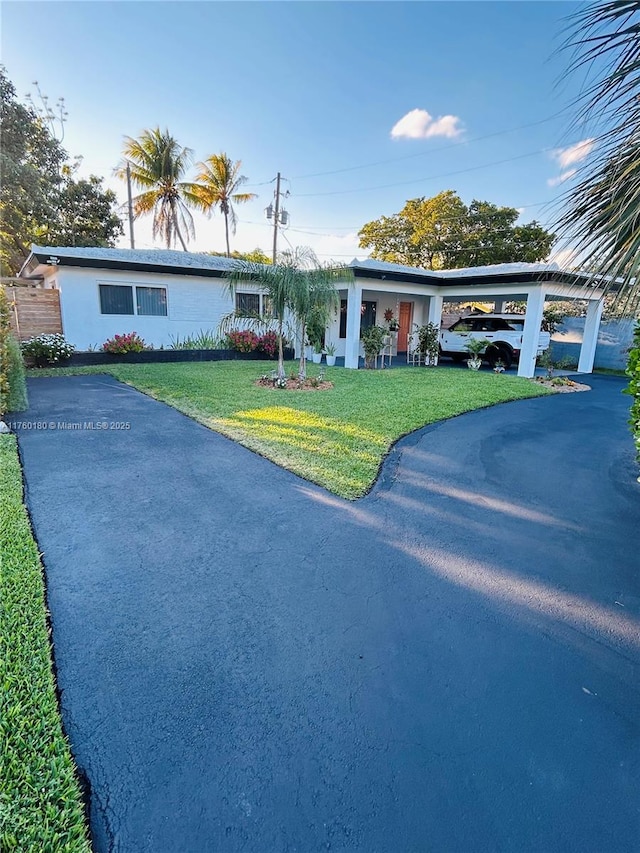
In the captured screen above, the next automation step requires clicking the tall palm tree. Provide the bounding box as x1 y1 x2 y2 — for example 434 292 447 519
190 154 256 256
116 128 197 251
557 1 640 314
225 247 352 380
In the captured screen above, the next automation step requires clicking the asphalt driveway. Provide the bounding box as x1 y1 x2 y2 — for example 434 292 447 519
16 373 640 852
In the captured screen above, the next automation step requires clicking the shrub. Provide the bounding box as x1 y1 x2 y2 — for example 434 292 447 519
169 329 221 350
21 333 75 366
102 332 147 354
257 331 278 358
227 330 259 353
0 288 10 414
7 336 27 412
626 321 640 465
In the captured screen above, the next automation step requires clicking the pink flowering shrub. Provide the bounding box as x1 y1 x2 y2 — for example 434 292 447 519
227 330 260 353
257 331 278 358
102 332 147 354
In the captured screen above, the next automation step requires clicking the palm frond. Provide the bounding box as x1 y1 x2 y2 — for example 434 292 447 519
557 0 640 313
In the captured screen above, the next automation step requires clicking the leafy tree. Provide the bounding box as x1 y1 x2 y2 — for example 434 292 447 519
358 190 555 269
0 68 123 274
209 248 271 264
557 1 640 314
0 68 64 274
116 128 197 250
190 154 256 257
46 176 123 247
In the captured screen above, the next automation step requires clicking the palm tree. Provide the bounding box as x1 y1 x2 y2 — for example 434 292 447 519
225 247 352 380
557 1 640 314
116 128 197 251
190 154 256 256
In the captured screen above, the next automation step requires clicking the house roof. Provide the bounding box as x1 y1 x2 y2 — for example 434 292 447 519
19 246 243 280
19 244 597 291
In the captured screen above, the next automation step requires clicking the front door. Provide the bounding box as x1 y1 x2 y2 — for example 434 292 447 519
398 302 413 353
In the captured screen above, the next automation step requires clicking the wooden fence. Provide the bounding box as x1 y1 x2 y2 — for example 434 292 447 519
2 286 63 340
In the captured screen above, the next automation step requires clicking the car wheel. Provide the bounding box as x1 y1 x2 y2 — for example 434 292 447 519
487 345 512 370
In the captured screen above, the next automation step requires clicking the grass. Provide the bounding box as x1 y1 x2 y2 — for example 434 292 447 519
28 361 551 499
594 367 628 377
0 435 91 852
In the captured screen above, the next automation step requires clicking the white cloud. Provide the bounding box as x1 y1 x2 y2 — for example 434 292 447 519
550 247 579 269
552 139 596 169
547 169 577 187
391 109 463 140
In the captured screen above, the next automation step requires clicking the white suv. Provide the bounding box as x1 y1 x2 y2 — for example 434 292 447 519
439 314 551 369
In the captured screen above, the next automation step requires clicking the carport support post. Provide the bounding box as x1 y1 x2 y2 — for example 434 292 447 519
427 295 443 327
578 298 604 374
344 282 363 369
518 287 546 378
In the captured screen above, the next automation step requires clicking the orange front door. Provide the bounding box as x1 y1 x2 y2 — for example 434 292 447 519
398 302 413 352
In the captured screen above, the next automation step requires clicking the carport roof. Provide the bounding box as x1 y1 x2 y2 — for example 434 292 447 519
349 258 595 288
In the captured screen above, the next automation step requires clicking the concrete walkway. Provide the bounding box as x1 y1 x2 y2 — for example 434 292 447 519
16 374 640 852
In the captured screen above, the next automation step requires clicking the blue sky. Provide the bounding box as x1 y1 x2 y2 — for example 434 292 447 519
2 1 590 262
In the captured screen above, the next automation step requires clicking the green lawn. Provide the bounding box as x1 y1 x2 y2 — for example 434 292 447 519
0 435 91 852
30 361 551 498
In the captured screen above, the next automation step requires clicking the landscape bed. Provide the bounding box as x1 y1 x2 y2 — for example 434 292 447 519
27 362 552 499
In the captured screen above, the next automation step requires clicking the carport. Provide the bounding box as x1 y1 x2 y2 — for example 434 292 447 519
337 260 605 377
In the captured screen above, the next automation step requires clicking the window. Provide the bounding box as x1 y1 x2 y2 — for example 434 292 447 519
339 299 378 338
235 292 274 317
99 283 167 316
99 285 134 315
360 301 377 334
339 299 347 338
136 286 167 316
235 293 261 316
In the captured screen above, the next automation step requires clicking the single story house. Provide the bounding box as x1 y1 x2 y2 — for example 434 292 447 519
18 245 605 377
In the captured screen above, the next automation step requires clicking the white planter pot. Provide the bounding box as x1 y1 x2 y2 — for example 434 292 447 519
325 355 336 366
467 358 482 370
312 352 323 364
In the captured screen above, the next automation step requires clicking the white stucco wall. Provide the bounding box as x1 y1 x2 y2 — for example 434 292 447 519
324 288 431 357
55 267 257 350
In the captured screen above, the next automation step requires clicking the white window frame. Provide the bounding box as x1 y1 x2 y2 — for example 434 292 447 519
235 291 272 318
97 281 169 318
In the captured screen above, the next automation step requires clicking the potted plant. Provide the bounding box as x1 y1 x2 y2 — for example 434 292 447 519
493 359 506 374
361 325 387 369
465 337 489 369
325 342 337 366
312 341 323 364
416 322 440 367
383 308 400 332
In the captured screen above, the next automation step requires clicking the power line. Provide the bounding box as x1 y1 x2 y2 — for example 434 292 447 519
287 111 567 181
292 148 555 198
237 199 554 237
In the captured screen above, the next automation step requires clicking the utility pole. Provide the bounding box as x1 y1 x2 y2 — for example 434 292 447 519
266 173 289 263
272 172 281 263
126 162 135 249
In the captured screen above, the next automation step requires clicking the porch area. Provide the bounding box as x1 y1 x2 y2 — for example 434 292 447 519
323 261 606 378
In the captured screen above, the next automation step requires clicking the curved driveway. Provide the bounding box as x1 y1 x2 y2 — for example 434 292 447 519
16 374 640 852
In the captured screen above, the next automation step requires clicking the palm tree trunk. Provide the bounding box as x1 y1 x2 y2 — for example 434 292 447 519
277 316 285 379
224 213 231 257
176 223 188 252
298 319 307 380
